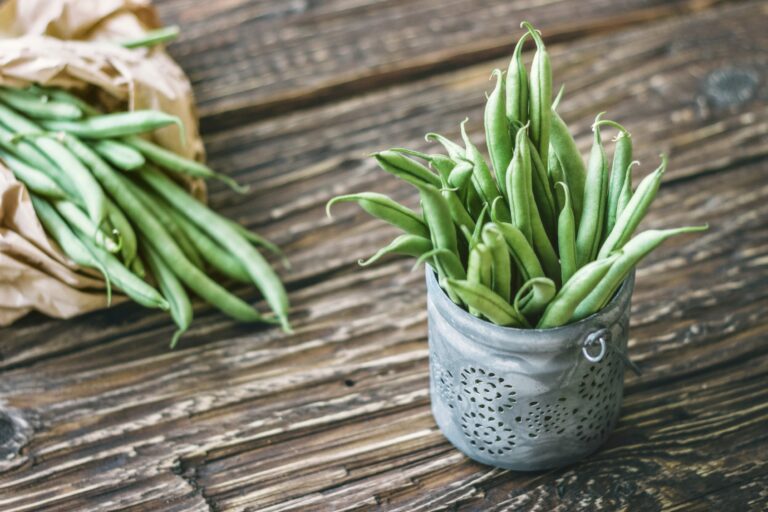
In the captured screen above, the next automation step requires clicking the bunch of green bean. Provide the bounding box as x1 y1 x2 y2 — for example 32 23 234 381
0 85 291 346
327 23 706 329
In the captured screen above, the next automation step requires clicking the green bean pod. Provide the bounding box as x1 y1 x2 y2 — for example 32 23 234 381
506 124 533 244
140 167 290 329
448 158 474 191
485 69 513 195
326 192 430 238
0 87 82 120
43 110 185 143
446 279 529 327
90 139 146 171
125 136 246 192
373 150 441 188
0 124 70 193
506 32 529 128
537 253 620 328
555 182 577 284
0 150 66 199
29 87 101 116
224 218 289 268
466 243 493 317
575 115 608 267
79 235 169 310
0 104 106 223
494 221 545 281
358 234 432 267
573 225 708 320
594 120 633 239
53 200 119 254
549 110 586 223
514 277 556 319
105 197 137 265
142 244 192 349
120 25 180 49
522 22 552 166
598 155 667 258
529 186 560 286
416 183 461 269
617 161 637 219
30 195 112 304
425 132 466 161
482 224 512 302
442 187 475 232
528 139 557 241
460 120 508 220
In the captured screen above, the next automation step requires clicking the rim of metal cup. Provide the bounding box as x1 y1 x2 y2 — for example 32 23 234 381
426 267 635 354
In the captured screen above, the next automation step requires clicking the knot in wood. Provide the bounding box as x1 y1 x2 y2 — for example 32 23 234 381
703 68 759 107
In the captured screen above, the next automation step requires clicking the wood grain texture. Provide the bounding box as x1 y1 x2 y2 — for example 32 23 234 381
1 0 767 510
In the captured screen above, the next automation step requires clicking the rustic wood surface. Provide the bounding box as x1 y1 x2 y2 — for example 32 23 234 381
1 0 767 510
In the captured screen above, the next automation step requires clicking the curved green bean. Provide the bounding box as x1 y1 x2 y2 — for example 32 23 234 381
142 244 192 349
0 150 66 199
447 279 528 327
373 150 441 188
549 110 586 223
120 25 180 49
514 277 556 318
506 124 533 244
494 221 545 281
53 200 119 254
358 234 432 266
326 192 429 238
105 196 137 265
594 119 633 239
425 132 465 161
599 155 667 258
460 120 508 219
43 110 185 144
573 225 708 320
482 224 512 302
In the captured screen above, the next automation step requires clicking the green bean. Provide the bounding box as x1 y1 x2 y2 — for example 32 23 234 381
358 234 432 266
485 69 513 196
0 150 66 199
120 174 205 270
326 192 429 238
598 155 667 258
139 167 289 329
105 197 137 265
537 253 620 328
494 221 545 281
416 183 461 271
506 32 529 128
90 139 146 171
390 148 454 185
43 110 184 143
0 104 105 223
528 137 557 240
514 277 556 318
468 204 489 249
0 124 70 191
522 21 552 166
617 161 638 219
30 87 101 116
79 234 169 310
53 200 119 253
30 195 112 305
555 182 577 284
529 186 560 286
0 87 82 120
223 218 289 269
573 225 708 320
442 186 475 232
425 132 465 161
466 243 493 317
125 136 246 192
130 255 146 279
460 120 507 220
594 119 633 239
506 124 533 244
551 84 565 112
142 244 192 349
120 26 180 49
166 207 251 282
482 224 512 302
446 279 528 327
372 150 441 188
576 114 608 267
549 110 586 223
448 158 474 191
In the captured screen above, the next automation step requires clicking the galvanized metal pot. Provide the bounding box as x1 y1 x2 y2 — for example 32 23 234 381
427 269 635 471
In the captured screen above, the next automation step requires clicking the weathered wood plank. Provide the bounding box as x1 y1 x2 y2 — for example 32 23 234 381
0 1 767 510
153 0 742 130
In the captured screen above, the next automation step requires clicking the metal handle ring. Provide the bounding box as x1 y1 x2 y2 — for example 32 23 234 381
583 329 610 363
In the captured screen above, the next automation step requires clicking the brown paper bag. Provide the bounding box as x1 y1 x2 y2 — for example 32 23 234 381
0 0 204 325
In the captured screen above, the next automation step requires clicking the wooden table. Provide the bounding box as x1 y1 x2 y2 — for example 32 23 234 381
1 1 767 510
